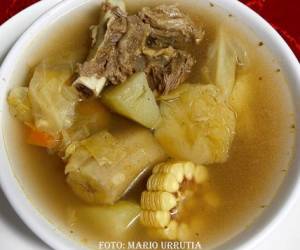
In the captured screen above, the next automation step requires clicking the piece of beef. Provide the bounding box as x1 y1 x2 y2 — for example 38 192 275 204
77 2 202 96
146 50 195 95
139 5 203 49
78 4 128 85
79 4 150 85
117 15 150 75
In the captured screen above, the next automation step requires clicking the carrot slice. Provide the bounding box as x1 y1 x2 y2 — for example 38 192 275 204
27 127 57 148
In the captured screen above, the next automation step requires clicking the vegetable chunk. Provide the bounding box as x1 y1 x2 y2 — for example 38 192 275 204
102 72 161 129
201 28 241 99
140 160 209 240
27 127 57 148
72 201 140 239
155 84 236 164
66 124 167 204
7 86 33 124
28 61 78 135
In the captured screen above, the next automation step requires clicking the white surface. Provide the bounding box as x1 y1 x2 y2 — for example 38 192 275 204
0 1 299 250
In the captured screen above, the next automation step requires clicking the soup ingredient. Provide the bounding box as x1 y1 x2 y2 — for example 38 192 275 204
66 125 167 204
73 76 106 98
155 84 236 164
73 0 126 97
139 5 203 48
76 2 201 97
71 201 140 238
201 27 247 99
56 100 112 159
78 3 148 86
102 72 161 129
27 127 57 148
146 49 195 95
140 160 209 240
7 86 33 124
229 75 255 140
141 191 177 211
89 0 126 57
28 61 78 135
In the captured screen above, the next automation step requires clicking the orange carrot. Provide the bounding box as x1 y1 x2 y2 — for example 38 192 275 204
27 127 57 148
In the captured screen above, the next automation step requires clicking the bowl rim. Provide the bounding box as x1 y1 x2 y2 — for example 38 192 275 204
0 0 299 250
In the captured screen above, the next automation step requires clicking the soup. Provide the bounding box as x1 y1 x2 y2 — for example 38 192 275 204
4 0 295 249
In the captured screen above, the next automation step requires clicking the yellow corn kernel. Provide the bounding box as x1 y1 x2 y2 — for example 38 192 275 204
183 162 195 180
155 220 178 240
140 210 171 228
147 173 179 193
177 223 191 241
194 165 209 184
141 191 177 211
152 162 165 172
153 162 184 183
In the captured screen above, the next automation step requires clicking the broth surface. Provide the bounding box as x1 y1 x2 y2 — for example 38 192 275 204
4 1 295 249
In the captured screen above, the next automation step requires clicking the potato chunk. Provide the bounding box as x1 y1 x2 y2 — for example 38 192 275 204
101 72 161 129
70 201 140 239
66 125 167 204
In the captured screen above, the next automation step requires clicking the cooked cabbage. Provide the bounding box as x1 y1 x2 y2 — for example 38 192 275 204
28 61 78 135
7 86 33 124
201 27 247 99
155 84 236 164
58 100 112 159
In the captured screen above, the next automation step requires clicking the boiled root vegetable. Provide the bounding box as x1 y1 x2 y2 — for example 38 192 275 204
155 84 236 165
101 72 161 129
27 127 57 148
69 201 140 238
66 124 167 204
140 160 209 240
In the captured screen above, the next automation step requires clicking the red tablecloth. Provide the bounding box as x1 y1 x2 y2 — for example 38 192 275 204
0 0 299 60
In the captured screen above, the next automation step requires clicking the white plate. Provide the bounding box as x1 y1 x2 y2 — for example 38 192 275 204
0 1 299 249
0 2 61 249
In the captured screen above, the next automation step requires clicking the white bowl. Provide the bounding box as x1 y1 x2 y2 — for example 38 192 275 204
0 0 299 249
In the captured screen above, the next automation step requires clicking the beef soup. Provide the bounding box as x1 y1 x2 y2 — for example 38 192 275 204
5 0 295 249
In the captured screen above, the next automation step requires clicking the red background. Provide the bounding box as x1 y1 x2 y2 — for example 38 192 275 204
0 0 299 60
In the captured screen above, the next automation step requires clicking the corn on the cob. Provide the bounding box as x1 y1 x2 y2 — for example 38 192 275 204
183 161 195 180
155 220 178 240
153 162 184 183
194 165 209 184
140 160 210 240
147 173 179 193
140 210 170 228
141 191 177 211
